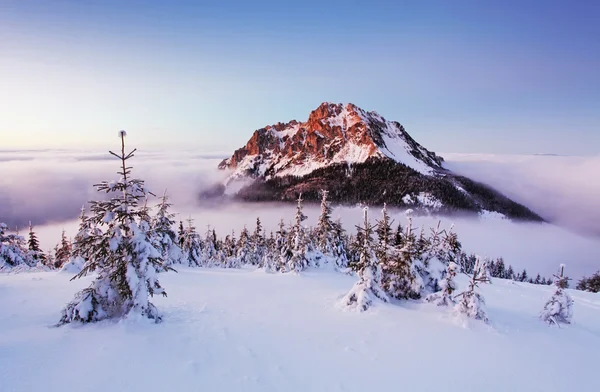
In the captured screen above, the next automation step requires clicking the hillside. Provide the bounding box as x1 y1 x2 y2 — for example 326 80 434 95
1 268 598 392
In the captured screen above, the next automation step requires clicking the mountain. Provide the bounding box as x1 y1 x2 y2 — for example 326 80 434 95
215 102 542 221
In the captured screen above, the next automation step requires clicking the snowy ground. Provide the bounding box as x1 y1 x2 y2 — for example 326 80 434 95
1 267 599 392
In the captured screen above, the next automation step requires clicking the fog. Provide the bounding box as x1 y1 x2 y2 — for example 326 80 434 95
1 149 599 279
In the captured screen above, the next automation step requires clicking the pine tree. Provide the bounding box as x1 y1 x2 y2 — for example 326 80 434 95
0 222 32 268
315 190 335 265
341 207 388 311
27 222 47 265
152 191 183 267
288 194 309 273
330 218 349 269
375 203 394 272
426 261 458 306
202 225 218 266
519 269 528 282
540 264 573 326
493 257 506 278
251 217 265 267
181 218 202 267
58 131 168 325
384 214 423 300
576 271 600 293
454 257 490 323
237 226 252 265
506 265 515 280
54 230 72 269
274 219 291 272
177 221 185 248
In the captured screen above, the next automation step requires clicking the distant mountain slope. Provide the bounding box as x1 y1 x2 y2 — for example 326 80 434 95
215 102 543 221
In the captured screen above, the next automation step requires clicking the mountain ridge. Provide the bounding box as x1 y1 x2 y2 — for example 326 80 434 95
213 102 543 221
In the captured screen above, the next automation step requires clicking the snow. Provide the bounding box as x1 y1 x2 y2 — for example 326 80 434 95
1 268 599 392
402 192 443 209
378 122 434 175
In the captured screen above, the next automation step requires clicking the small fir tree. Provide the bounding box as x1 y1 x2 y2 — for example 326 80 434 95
341 207 388 311
152 191 183 267
181 218 202 267
54 230 72 269
454 257 490 323
0 222 32 268
540 264 574 326
288 194 309 273
27 222 47 265
426 261 458 306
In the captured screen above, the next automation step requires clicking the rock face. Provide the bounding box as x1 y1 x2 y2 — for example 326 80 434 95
219 102 444 180
216 102 543 221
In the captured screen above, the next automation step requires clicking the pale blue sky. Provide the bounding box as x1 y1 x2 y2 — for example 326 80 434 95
1 0 599 154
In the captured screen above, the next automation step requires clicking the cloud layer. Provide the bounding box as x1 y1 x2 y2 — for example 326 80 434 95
2 149 599 279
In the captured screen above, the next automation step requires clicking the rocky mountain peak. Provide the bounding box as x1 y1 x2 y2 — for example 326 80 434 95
219 102 444 180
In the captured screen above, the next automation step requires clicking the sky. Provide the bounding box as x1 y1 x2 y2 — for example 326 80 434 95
1 0 599 154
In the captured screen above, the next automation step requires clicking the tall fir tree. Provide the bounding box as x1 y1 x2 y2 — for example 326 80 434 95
27 222 47 265
540 264 573 326
315 190 335 265
58 131 168 325
341 207 388 311
54 230 72 269
237 226 252 265
384 214 423 299
181 218 202 267
152 191 183 267
288 194 309 273
274 219 291 272
251 217 266 267
330 218 349 269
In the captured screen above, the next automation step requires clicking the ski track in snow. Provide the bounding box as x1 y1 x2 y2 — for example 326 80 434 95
1 268 599 392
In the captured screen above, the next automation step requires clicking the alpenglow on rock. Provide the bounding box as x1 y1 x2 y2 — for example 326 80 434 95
214 102 543 221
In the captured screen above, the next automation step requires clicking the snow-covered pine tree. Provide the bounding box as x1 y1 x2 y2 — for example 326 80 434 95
519 269 528 283
274 219 291 272
27 222 47 266
224 230 241 268
0 222 33 269
181 218 202 267
58 131 168 325
454 257 490 323
237 226 252 265
288 194 310 273
330 218 349 269
384 213 423 299
341 207 389 311
152 191 183 267
506 265 515 280
251 217 266 267
540 264 574 326
202 225 218 267
314 190 335 266
177 221 185 248
426 261 458 306
54 230 72 269
61 207 93 273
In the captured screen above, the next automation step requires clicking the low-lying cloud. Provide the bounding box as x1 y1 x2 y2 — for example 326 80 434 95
1 149 599 279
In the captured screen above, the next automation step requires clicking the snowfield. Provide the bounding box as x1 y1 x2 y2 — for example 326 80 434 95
1 267 599 392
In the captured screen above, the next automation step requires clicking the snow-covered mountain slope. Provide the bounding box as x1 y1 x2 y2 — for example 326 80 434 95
1 268 599 392
213 103 543 221
219 102 444 180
